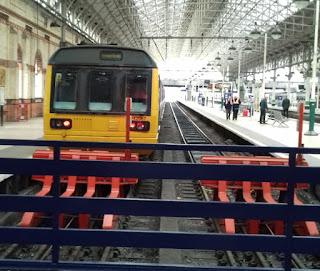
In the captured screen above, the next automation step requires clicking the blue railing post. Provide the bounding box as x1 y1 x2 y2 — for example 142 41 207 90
52 146 61 264
284 152 296 271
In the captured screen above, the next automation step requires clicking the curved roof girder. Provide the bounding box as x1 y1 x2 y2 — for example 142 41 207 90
33 0 319 77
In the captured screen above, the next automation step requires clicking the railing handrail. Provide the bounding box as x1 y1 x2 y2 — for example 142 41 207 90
0 138 319 154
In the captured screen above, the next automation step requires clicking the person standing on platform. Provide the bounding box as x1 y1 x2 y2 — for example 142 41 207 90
232 97 239 120
259 96 268 124
225 96 232 120
282 97 290 118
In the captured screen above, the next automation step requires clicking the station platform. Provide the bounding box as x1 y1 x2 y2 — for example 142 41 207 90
179 100 320 167
1 109 320 167
0 118 43 182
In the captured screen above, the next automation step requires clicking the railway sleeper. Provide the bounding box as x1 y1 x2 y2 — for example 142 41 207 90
201 155 319 236
20 150 139 229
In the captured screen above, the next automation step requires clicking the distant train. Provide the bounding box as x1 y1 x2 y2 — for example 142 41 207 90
43 45 165 155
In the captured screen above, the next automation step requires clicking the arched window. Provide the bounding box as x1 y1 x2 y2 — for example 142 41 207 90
17 44 22 99
34 50 43 98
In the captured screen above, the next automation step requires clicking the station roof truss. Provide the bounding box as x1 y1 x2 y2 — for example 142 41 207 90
34 0 316 75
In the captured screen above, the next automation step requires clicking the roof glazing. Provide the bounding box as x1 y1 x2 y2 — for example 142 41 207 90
34 0 316 79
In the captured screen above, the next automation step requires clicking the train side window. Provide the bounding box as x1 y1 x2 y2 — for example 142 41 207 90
124 74 147 113
88 71 113 111
53 71 77 110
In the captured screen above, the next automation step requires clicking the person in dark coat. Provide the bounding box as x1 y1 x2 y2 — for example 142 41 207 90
282 97 290 118
225 96 232 120
259 96 268 124
232 97 240 120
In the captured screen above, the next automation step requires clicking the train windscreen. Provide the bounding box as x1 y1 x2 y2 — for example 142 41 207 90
88 71 113 111
53 71 77 110
124 73 148 113
51 67 151 115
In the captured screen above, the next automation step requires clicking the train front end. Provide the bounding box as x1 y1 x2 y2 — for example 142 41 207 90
43 45 163 155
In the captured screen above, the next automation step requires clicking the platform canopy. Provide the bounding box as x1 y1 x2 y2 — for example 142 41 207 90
36 0 315 78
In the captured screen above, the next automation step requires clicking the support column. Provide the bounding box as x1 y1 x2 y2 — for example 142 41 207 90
305 0 319 136
221 64 225 109
272 61 276 106
305 50 312 108
60 1 67 47
187 81 192 101
261 33 267 102
237 50 241 99
222 64 225 84
287 54 292 99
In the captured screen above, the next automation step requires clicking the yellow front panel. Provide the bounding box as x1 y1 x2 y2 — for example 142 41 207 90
43 66 160 144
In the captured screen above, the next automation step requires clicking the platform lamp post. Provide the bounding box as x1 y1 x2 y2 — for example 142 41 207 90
303 0 318 136
194 74 198 102
207 63 214 107
244 41 253 101
249 23 263 102
237 50 242 100
227 54 234 95
215 60 224 109
250 22 281 105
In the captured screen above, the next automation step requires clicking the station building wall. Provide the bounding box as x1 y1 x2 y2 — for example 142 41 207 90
0 0 78 122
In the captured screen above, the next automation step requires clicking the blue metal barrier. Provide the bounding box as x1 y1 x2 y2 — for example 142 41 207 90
0 139 319 271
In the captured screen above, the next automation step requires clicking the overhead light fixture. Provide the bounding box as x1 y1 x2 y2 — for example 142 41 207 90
244 46 252 54
50 21 60 27
227 54 233 61
229 40 236 51
217 63 222 67
207 63 212 66
271 23 282 40
250 22 261 40
215 53 221 61
292 0 310 9
244 39 252 54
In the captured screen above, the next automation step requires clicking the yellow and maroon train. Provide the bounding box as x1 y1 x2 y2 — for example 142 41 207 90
43 45 165 155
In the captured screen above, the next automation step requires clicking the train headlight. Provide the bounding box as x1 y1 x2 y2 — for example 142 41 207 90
50 118 72 129
136 122 145 131
130 121 149 131
130 122 136 129
63 120 71 128
56 120 63 127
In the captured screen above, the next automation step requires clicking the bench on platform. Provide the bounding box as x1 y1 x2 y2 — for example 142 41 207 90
266 110 275 122
271 110 289 127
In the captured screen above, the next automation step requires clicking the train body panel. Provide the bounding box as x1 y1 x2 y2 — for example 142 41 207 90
42 45 164 155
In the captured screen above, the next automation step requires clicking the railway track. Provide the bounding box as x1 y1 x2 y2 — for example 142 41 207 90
170 102 317 269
